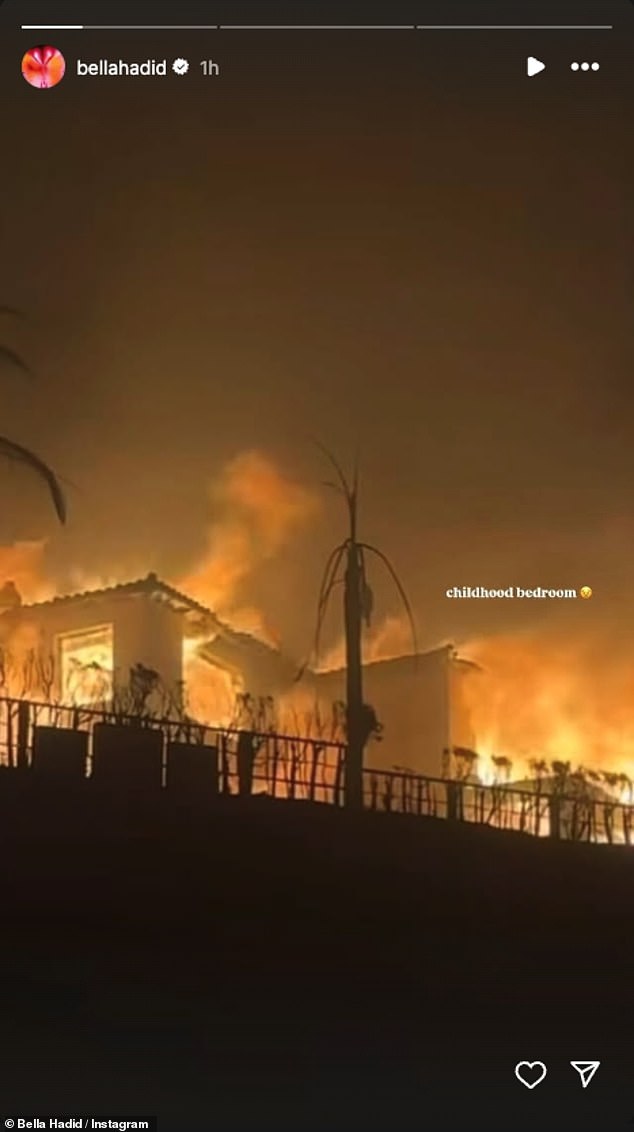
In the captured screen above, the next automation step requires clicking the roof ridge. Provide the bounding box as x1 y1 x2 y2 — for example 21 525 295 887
13 573 283 654
19 572 214 616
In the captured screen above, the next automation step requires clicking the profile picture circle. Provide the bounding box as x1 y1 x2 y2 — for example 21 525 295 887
22 45 66 89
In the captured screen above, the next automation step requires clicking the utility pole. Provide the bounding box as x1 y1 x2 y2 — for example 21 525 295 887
309 447 416 810
343 493 364 810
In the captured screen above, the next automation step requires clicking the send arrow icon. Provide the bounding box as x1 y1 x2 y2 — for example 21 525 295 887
571 1061 600 1088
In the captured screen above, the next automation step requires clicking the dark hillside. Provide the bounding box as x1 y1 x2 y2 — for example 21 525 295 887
0 783 630 1130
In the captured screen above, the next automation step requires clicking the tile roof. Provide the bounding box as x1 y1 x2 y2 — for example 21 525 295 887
20 572 216 619
17 573 286 662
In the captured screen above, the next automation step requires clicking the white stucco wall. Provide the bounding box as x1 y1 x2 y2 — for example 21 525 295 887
0 591 185 706
315 645 463 778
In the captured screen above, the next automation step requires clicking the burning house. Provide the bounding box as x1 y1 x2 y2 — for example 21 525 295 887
0 570 483 782
1 567 625 812
313 645 480 779
0 572 296 718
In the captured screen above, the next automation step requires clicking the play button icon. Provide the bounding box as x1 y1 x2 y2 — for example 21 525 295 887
527 56 546 77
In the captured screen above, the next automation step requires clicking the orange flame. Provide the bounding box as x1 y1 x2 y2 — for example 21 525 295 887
320 612 634 786
178 450 319 641
0 540 53 603
461 630 634 780
0 453 320 715
319 614 416 672
182 639 241 726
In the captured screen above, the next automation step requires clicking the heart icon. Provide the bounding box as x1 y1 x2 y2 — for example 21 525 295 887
515 1061 547 1089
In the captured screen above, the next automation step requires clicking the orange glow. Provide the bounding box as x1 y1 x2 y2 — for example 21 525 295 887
320 611 634 793
319 614 416 671
2 453 633 789
59 624 114 705
182 638 241 726
0 452 315 715
178 451 318 639
0 540 53 603
461 630 634 782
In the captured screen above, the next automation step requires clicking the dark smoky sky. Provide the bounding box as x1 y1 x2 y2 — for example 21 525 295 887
0 1 632 658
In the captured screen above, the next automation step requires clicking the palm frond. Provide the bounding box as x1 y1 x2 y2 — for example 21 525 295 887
359 542 418 658
358 548 374 628
322 480 347 498
317 540 348 616
312 439 352 501
296 540 348 681
0 308 32 376
0 437 66 523
352 446 360 499
0 345 32 377
314 541 348 664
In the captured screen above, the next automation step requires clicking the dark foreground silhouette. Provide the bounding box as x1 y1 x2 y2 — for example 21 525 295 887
0 779 632 1131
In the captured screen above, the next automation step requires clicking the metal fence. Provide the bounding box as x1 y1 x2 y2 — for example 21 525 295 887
0 696 347 804
362 769 634 845
0 696 632 844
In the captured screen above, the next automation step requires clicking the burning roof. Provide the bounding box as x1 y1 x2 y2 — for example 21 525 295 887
13 572 219 631
0 571 297 699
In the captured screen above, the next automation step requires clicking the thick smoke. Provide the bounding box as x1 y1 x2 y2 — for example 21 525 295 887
177 450 320 641
0 540 52 602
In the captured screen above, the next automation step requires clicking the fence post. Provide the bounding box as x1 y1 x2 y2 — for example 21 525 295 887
334 748 344 807
220 735 231 794
16 700 30 770
5 700 14 768
308 744 321 802
288 746 298 800
270 739 280 798
237 731 255 796
446 780 459 821
383 776 394 813
549 795 561 839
